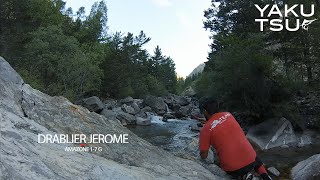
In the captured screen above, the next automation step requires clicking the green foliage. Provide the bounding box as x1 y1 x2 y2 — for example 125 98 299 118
197 35 274 115
22 25 102 100
100 33 175 98
0 0 178 100
200 0 320 127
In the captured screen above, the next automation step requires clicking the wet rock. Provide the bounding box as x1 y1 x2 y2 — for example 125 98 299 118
163 113 176 121
267 167 280 177
190 124 202 132
246 117 297 150
121 104 135 115
136 117 151 126
76 96 104 113
291 154 320 180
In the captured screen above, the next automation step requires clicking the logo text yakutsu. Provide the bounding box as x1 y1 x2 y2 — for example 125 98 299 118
255 3 317 32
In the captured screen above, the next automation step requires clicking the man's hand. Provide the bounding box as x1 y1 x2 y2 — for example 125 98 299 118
192 115 206 124
200 150 208 159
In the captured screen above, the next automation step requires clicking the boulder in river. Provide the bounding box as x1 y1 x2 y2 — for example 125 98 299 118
246 117 298 150
143 95 167 115
291 154 320 180
136 117 151 126
163 113 176 121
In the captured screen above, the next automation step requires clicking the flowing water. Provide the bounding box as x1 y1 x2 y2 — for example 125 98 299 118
128 116 199 152
128 116 320 179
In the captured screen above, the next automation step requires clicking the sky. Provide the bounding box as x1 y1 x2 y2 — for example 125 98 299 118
65 0 212 77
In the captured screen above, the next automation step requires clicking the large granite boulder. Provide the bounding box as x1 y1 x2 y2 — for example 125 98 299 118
144 95 167 115
0 57 24 117
76 96 104 113
0 57 229 179
173 137 227 178
0 109 179 180
291 154 320 180
246 118 298 150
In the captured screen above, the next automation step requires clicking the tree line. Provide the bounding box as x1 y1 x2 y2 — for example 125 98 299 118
0 0 177 100
195 0 320 126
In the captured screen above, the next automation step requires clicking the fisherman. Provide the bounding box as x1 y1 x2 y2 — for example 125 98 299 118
197 97 272 180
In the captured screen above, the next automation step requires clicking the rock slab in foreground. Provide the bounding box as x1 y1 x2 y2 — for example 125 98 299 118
291 154 320 180
0 56 228 179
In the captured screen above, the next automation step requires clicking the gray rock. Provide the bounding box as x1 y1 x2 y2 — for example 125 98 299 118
131 102 140 113
291 154 320 180
175 105 192 118
190 108 202 117
100 109 117 119
144 95 167 115
136 117 151 126
121 104 135 115
267 167 280 176
116 112 136 125
246 118 298 150
119 96 134 104
77 96 104 113
190 124 202 132
103 99 118 110
175 96 190 106
173 138 227 178
163 113 176 121
0 57 24 117
135 112 147 119
0 57 229 180
298 134 312 147
141 106 152 113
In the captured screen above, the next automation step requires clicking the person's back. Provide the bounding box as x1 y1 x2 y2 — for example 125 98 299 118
198 97 272 180
200 112 256 171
